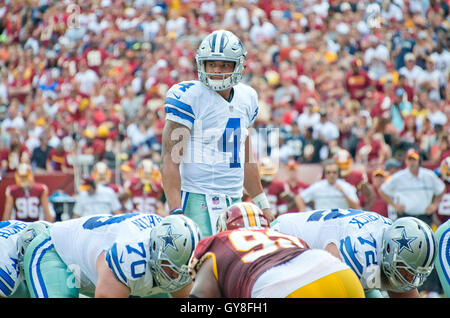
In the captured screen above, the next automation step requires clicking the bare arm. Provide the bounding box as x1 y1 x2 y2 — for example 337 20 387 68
189 257 222 298
40 185 55 222
160 120 191 211
95 252 131 298
361 182 376 211
335 184 361 209
378 188 405 214
294 194 307 212
243 135 274 222
2 192 14 221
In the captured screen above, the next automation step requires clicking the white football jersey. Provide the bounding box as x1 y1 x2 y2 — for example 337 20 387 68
272 209 393 290
50 213 163 296
165 80 259 197
0 220 28 297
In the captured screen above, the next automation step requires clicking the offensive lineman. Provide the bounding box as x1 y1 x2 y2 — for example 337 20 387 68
0 220 49 298
23 213 201 298
161 29 273 238
271 208 438 298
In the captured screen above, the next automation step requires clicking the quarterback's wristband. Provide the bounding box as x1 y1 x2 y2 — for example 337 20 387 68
252 192 270 210
170 208 183 215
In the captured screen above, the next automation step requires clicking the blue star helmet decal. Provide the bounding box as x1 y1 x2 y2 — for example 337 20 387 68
393 228 417 253
158 225 182 253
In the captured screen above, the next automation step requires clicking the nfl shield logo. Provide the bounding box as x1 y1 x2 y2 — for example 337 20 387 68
201 203 207 210
229 105 233 112
212 196 220 205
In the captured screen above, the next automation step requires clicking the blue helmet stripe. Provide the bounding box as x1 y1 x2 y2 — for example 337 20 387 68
211 33 217 52
219 33 225 53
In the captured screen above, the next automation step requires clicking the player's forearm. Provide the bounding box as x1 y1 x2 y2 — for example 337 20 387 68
161 159 182 210
243 162 264 197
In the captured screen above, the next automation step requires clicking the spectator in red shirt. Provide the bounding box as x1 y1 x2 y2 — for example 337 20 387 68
46 142 71 173
366 169 389 218
344 58 373 102
284 159 309 213
355 127 387 165
0 130 30 173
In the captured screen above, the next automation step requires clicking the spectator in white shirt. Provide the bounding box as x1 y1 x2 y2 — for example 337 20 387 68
296 98 320 135
72 177 122 218
73 60 99 96
313 110 340 143
379 148 445 226
417 57 441 91
0 100 25 131
399 53 424 88
295 159 360 211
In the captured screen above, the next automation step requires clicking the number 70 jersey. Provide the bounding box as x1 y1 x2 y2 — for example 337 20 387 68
165 81 259 198
271 209 393 290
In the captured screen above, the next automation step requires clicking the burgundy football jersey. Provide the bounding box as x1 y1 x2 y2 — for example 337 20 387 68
6 183 47 222
126 177 163 214
190 229 309 297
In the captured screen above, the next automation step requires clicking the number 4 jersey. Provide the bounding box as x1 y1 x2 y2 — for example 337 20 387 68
271 209 393 290
189 229 308 297
165 80 259 198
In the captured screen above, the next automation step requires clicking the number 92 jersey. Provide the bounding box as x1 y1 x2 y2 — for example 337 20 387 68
189 229 308 297
272 209 393 290
49 213 162 296
164 80 259 198
0 220 28 297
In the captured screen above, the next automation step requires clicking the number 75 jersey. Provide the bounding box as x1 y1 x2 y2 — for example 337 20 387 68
165 80 259 198
271 209 393 290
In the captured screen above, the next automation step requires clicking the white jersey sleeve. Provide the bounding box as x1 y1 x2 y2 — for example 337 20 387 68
0 220 28 297
105 240 158 297
165 81 198 130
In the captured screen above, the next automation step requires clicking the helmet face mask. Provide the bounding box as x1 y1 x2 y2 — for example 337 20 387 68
149 215 201 293
196 30 246 91
381 217 437 292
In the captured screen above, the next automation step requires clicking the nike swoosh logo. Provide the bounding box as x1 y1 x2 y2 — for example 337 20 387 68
5 266 12 275
173 93 181 100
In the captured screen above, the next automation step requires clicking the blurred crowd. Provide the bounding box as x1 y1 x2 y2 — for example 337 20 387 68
0 0 449 208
